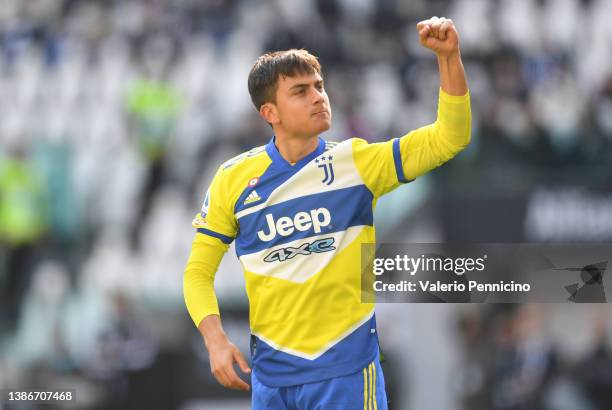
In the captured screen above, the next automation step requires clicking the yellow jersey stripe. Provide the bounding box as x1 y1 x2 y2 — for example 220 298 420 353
363 367 368 410
372 361 378 410
368 362 373 410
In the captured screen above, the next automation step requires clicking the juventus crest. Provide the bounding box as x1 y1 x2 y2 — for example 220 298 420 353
316 155 335 185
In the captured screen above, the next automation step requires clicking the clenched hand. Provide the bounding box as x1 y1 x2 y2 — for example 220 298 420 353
416 17 460 57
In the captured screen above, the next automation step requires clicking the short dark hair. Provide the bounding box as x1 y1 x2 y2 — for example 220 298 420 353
248 49 322 111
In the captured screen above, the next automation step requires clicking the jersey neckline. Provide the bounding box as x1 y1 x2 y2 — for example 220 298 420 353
265 135 326 171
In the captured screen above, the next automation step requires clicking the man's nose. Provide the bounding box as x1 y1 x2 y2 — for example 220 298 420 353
312 88 325 104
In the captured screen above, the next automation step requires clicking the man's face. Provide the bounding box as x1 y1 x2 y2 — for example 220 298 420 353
263 71 332 138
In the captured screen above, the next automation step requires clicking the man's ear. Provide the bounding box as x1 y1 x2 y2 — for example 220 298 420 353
260 102 280 125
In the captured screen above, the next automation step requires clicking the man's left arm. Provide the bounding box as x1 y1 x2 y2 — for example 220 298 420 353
422 16 468 97
399 17 471 181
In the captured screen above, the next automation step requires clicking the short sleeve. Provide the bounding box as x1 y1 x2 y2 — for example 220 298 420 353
192 166 237 244
351 138 413 198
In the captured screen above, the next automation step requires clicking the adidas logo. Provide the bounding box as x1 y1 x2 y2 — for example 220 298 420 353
243 190 262 205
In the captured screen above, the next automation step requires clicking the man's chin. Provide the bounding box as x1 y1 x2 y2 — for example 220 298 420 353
313 120 331 134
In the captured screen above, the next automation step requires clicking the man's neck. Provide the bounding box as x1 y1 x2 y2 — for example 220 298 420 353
274 134 319 164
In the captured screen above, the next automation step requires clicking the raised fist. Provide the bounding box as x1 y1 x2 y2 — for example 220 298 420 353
416 17 460 57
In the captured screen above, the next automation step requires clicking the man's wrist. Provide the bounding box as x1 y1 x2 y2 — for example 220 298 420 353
436 49 461 61
204 331 230 351
198 314 230 350
437 49 468 97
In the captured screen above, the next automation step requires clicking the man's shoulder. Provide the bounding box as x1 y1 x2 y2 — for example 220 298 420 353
323 139 341 151
324 138 364 156
324 137 380 149
218 145 268 173
323 137 385 156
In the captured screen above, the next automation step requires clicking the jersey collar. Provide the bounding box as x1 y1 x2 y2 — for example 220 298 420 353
266 135 326 171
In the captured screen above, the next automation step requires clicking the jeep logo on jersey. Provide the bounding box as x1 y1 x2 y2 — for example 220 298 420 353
257 208 332 242
263 238 336 263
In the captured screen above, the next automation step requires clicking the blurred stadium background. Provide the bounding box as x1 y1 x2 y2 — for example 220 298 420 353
1 0 612 409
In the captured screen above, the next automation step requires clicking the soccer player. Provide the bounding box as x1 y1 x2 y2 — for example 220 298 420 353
184 16 470 409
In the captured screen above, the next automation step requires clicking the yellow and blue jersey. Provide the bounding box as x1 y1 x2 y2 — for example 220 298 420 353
186 89 471 387
196 135 417 386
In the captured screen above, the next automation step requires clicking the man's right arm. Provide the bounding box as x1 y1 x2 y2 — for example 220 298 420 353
183 233 251 391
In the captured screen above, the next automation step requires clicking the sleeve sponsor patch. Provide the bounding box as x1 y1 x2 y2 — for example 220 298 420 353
192 213 208 228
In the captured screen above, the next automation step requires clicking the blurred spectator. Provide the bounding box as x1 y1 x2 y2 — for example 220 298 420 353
573 315 612 410
88 291 160 409
124 34 183 251
4 260 72 367
455 310 494 409
490 305 557 410
456 306 561 410
0 147 49 332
